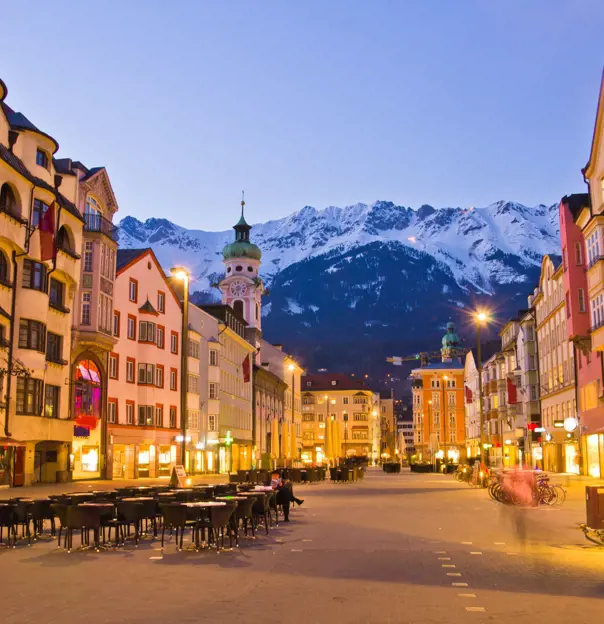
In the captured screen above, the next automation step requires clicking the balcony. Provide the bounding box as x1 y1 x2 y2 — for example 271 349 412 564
587 256 604 296
84 213 118 242
591 319 604 351
486 379 498 394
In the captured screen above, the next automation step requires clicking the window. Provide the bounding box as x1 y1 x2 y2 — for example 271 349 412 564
19 319 46 351
353 413 368 421
188 339 200 359
575 242 583 266
22 259 46 291
46 332 63 363
138 363 155 385
83 241 93 272
81 292 91 325
157 291 165 313
127 315 136 340
16 377 43 415
126 358 135 383
187 374 200 394
303 414 315 422
169 407 177 428
97 293 112 334
156 365 164 388
343 397 349 405
587 230 601 265
433 411 440 426
137 405 154 426
155 405 164 427
171 331 179 354
32 198 51 228
578 288 586 313
49 278 65 310
107 400 117 424
208 414 217 431
113 311 120 337
209 382 219 399
109 353 119 379
209 349 218 366
187 410 200 429
446 379 456 388
447 392 456 406
353 396 367 404
126 402 134 425
139 321 156 343
431 379 440 388
352 430 369 440
157 326 165 349
36 149 49 169
44 385 60 418
129 279 138 302
170 368 177 391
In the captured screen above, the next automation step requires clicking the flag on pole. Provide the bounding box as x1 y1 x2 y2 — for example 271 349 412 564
242 354 251 383
39 202 56 261
506 377 517 405
464 385 473 404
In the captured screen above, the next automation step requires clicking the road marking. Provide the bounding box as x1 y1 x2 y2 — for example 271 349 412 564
458 594 477 598
291 549 303 552
447 572 462 576
494 542 505 545
442 564 456 568
469 552 483 555
149 556 163 560
465 607 486 612
452 582 468 587
302 539 312 542
438 557 451 560
434 550 447 554
461 541 472 545
507 552 518 556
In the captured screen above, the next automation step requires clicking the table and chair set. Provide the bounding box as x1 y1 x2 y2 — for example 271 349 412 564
0 484 284 553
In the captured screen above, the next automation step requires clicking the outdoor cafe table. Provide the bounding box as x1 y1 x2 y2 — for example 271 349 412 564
253 487 273 492
215 496 247 501
182 501 226 508
118 497 155 502
79 502 115 508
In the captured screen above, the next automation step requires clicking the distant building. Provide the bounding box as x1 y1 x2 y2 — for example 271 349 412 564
379 390 396 460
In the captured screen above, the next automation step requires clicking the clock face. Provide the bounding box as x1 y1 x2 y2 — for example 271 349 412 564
229 280 248 297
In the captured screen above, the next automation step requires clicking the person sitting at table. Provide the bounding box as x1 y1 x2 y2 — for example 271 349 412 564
270 472 304 522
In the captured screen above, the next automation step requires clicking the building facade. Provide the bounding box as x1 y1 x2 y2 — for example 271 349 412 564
106 249 181 479
301 373 380 464
533 255 577 473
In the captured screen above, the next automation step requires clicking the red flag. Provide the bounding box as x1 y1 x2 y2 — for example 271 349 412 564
39 202 56 261
242 354 250 383
464 385 473 404
506 377 517 405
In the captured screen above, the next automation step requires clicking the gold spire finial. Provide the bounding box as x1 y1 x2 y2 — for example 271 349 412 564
241 190 245 217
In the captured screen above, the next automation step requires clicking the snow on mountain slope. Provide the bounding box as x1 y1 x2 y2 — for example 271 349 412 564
118 200 560 296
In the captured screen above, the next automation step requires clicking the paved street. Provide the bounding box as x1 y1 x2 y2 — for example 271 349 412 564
2 469 603 624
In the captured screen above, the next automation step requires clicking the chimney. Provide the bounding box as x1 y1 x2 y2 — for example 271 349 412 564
8 130 19 152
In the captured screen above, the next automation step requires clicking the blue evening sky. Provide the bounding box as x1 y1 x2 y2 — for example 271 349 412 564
2 1 603 230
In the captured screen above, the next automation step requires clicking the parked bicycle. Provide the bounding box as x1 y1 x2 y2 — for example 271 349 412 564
580 524 604 546
487 469 565 506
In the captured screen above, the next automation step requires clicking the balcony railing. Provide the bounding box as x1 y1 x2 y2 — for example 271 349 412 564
84 213 118 241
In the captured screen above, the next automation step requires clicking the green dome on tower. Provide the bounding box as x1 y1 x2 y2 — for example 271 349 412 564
441 321 461 349
222 201 262 261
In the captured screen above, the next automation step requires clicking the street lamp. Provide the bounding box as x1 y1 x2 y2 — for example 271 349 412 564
474 309 490 472
288 362 296 466
171 266 190 471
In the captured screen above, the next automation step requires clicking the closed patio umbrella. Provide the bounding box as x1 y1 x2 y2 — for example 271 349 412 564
271 417 279 460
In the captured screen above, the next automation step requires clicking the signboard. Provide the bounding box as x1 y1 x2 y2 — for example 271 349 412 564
169 464 187 488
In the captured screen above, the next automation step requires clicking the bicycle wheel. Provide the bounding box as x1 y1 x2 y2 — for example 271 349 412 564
538 485 557 506
553 485 566 505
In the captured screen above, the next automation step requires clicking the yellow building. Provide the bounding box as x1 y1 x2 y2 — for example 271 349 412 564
0 78 119 485
301 373 380 464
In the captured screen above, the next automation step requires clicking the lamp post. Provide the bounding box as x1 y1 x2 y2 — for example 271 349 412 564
324 394 330 464
427 399 432 463
442 375 448 468
287 363 296 466
171 266 190 471
475 310 488 471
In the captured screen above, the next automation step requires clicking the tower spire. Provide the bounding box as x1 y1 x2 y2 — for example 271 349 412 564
241 190 245 218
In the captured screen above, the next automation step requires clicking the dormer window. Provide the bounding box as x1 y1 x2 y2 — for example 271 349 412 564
36 149 49 169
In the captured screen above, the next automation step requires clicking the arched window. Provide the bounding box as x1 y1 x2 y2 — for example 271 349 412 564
57 225 74 253
74 359 102 429
233 299 244 318
575 242 583 266
0 183 20 219
0 250 9 284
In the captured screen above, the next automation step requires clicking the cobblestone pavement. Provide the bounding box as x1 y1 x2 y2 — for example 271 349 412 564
1 470 602 624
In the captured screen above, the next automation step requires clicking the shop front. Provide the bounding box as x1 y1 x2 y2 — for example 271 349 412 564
108 430 177 480
71 358 103 480
584 433 602 478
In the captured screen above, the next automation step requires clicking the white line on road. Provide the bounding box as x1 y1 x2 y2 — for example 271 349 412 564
442 564 456 568
507 552 518 556
465 607 486 612
494 542 505 545
458 594 476 598
452 583 468 587
447 572 462 576
438 557 451 560
469 552 483 555
461 541 472 545
149 556 163 560
302 539 313 542
434 550 447 554
291 549 303 552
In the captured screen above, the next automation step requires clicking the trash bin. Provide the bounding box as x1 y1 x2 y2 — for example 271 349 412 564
585 486 604 529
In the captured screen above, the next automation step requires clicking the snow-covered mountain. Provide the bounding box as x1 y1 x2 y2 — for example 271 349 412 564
118 200 560 374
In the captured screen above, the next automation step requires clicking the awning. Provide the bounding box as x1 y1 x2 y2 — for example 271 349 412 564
0 437 26 447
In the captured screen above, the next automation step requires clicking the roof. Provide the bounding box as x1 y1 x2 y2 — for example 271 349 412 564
301 373 372 392
561 193 590 221
0 144 83 222
116 248 150 272
1 102 59 152
139 299 158 315
584 68 604 177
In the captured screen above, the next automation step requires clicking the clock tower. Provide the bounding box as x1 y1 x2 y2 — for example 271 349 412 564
219 197 265 346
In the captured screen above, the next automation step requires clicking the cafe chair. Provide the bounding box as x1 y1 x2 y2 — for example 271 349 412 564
0 505 17 548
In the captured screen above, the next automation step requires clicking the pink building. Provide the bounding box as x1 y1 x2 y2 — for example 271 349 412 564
560 192 604 476
106 248 182 479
